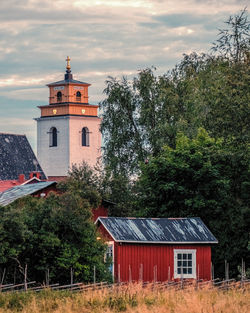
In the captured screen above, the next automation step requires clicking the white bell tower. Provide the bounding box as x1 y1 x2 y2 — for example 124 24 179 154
36 57 101 179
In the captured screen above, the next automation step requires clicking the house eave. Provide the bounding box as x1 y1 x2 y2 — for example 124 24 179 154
115 240 218 244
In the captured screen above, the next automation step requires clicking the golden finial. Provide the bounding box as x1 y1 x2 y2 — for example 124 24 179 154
66 56 71 71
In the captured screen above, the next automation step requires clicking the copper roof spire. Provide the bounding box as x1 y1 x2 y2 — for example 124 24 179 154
65 56 73 80
66 56 71 71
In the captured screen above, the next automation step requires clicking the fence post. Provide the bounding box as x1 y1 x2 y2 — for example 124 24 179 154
24 264 27 291
181 265 183 289
227 262 229 281
70 267 74 288
45 268 50 286
93 266 96 284
153 265 157 283
241 259 245 287
224 260 227 281
13 267 16 286
139 264 143 282
118 264 120 284
211 262 214 281
0 268 6 291
0 268 6 286
129 265 132 283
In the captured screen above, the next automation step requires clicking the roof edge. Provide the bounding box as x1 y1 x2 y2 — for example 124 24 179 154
46 82 91 87
114 240 218 244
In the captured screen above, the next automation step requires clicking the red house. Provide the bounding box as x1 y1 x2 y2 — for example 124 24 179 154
0 181 57 207
96 217 218 283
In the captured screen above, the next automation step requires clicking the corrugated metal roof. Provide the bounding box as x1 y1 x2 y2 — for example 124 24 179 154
97 217 218 244
0 181 56 207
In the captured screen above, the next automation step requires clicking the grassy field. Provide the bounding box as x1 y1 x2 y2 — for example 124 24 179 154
0 283 249 313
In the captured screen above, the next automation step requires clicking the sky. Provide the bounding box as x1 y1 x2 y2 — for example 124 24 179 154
0 0 247 151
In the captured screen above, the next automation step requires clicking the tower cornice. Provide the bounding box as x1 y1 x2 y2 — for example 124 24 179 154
38 103 98 108
37 103 99 118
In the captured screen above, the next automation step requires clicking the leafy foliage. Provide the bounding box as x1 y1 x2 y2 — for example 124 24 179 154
100 10 249 177
135 129 250 277
0 172 111 285
100 69 188 175
99 10 250 240
212 7 249 62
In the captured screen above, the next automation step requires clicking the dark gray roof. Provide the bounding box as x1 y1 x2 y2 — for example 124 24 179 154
0 181 56 206
97 217 218 244
47 79 90 86
0 133 46 180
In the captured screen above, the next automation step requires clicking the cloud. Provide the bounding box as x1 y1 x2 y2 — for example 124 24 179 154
0 0 248 150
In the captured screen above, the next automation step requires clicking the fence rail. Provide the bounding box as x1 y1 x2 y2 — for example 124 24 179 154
0 278 249 293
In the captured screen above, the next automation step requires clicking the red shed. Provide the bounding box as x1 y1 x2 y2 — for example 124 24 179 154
96 217 218 283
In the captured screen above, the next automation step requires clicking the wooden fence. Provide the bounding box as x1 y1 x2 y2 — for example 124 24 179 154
0 278 249 293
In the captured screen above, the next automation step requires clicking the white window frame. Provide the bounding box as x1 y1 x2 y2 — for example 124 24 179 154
105 241 114 280
174 249 196 279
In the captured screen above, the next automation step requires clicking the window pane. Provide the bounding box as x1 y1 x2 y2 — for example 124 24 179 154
82 128 86 146
57 92 62 102
52 128 57 147
175 250 195 278
106 246 112 258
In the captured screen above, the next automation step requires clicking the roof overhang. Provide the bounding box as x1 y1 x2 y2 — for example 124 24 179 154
46 82 91 87
115 240 218 244
95 217 218 245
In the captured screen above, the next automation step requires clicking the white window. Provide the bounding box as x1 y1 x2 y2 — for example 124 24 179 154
105 241 114 280
174 249 196 279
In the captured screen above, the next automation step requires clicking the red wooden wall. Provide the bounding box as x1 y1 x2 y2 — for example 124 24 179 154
92 206 108 221
115 243 211 282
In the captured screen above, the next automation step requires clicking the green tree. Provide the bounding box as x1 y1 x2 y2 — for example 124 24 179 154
212 7 249 63
0 175 111 284
99 168 136 217
100 10 249 176
135 129 250 277
100 69 189 175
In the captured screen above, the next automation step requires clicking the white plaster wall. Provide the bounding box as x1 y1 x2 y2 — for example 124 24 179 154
36 116 70 176
69 116 101 169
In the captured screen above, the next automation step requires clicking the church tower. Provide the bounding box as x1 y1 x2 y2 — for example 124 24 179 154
36 57 101 178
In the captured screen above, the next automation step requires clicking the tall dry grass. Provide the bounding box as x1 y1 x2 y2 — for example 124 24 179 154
0 283 249 313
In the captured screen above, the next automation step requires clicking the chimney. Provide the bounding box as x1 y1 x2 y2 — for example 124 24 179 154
19 174 25 183
30 172 39 179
